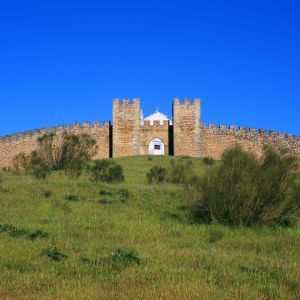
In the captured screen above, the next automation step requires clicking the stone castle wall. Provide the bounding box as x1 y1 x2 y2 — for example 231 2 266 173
173 98 201 157
0 122 110 168
0 98 299 169
200 123 300 159
140 120 169 155
113 98 140 157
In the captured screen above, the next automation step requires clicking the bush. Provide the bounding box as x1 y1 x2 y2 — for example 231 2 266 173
89 159 124 183
37 132 97 171
147 165 168 184
12 153 30 173
168 159 193 184
32 166 51 180
28 230 49 241
118 188 131 202
43 246 67 261
64 157 85 178
111 248 140 265
43 190 52 198
12 132 97 178
203 156 215 165
99 189 113 197
11 151 50 179
147 160 194 185
65 194 80 202
0 224 28 237
194 145 299 226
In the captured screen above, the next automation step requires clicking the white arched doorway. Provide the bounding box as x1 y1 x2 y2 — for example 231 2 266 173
149 138 165 155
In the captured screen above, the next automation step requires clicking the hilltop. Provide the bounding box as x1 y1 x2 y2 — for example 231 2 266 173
0 156 299 299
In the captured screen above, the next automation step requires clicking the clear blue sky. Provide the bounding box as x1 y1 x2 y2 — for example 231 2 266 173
0 0 299 135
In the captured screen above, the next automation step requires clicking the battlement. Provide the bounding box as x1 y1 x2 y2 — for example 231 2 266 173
113 98 140 157
173 97 201 106
113 98 140 106
200 123 299 141
0 98 299 168
0 121 111 143
140 120 170 127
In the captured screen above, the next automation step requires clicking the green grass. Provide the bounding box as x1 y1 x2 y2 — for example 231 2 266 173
0 155 299 299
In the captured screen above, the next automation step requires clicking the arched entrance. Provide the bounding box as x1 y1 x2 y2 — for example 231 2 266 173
149 138 164 155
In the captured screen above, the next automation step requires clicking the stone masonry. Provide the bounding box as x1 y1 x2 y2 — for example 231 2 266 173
173 98 201 157
0 98 299 168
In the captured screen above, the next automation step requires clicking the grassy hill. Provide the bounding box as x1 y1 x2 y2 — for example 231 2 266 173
0 156 299 299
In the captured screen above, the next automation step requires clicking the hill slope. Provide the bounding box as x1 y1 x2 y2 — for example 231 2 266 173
0 156 299 299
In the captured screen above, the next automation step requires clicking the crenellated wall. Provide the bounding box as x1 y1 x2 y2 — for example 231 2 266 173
173 98 201 157
139 120 170 155
113 98 141 157
200 123 300 159
0 98 299 169
0 121 110 168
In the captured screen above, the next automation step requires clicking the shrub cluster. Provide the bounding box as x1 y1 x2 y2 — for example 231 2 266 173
43 246 67 261
12 132 97 179
194 145 300 226
147 159 193 184
147 165 168 184
202 156 215 165
0 223 48 240
111 248 141 265
89 159 124 183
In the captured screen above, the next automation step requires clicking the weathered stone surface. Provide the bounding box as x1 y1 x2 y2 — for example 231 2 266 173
0 122 110 168
173 98 201 157
139 120 169 155
112 98 141 157
0 98 299 168
200 124 300 159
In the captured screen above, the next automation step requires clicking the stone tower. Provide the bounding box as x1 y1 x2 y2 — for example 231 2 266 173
173 98 201 157
112 98 141 157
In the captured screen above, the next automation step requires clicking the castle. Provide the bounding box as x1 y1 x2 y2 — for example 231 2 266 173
0 98 299 168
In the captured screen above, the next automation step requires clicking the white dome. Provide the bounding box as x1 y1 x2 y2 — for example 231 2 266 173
144 108 169 122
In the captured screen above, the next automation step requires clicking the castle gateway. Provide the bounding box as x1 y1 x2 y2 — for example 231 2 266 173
0 98 299 168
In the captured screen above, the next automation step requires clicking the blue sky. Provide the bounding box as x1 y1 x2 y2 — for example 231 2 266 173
0 0 299 135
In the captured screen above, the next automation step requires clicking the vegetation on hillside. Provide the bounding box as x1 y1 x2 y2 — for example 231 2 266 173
192 146 300 226
1 146 299 299
13 132 98 178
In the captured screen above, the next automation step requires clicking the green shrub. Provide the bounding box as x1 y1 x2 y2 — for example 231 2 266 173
12 151 50 179
12 132 97 177
43 190 52 198
28 230 49 241
147 165 168 184
194 145 299 226
147 160 194 185
65 194 80 202
32 166 51 180
111 248 140 265
37 132 97 171
99 189 113 197
43 246 67 261
89 160 124 183
118 188 131 202
30 151 50 179
12 152 32 173
0 224 28 237
203 156 215 165
168 159 193 184
64 157 85 178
